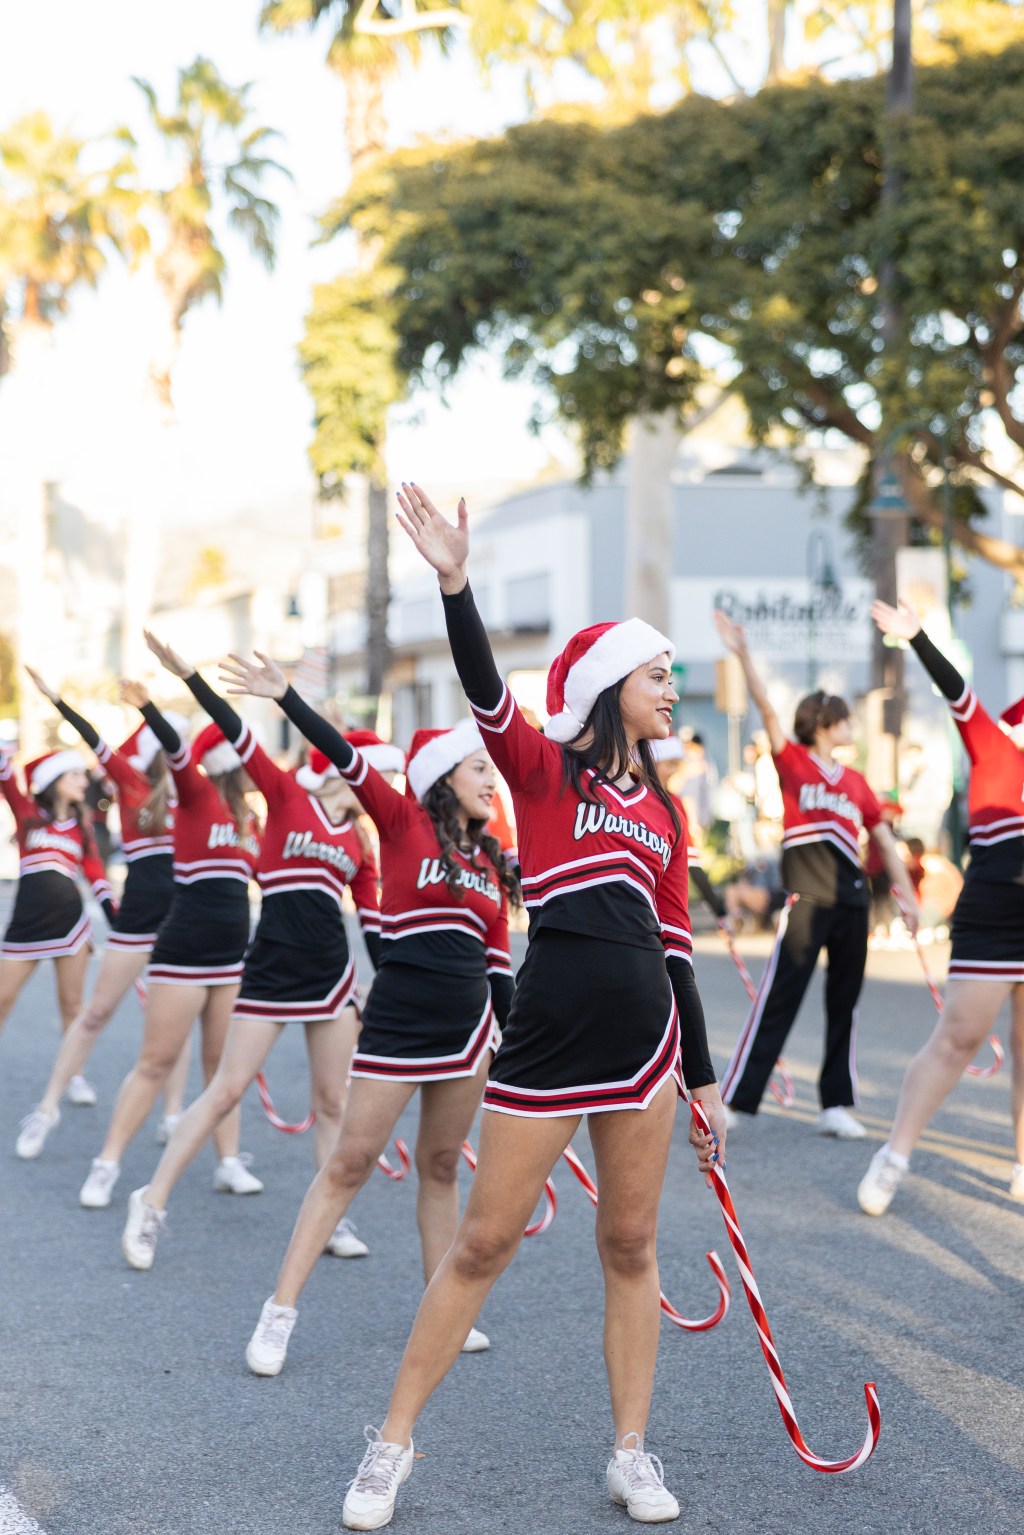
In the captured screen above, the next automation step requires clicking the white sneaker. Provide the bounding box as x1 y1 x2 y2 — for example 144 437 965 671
122 1186 166 1270
606 1434 680 1523
66 1075 98 1107
156 1112 182 1145
213 1153 264 1195
16 1107 60 1160
343 1426 414 1531
461 1325 490 1353
246 1297 298 1377
817 1106 866 1140
325 1216 370 1258
80 1157 120 1208
857 1146 909 1216
1009 1163 1024 1202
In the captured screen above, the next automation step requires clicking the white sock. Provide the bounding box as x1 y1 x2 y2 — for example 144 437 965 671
882 1144 909 1171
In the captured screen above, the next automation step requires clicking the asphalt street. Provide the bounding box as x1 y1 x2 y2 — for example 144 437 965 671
2 907 1023 1535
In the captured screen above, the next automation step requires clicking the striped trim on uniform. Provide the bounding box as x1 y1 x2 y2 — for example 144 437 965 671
146 960 244 987
2 910 92 961
350 995 497 1082
948 958 1024 984
105 930 157 952
234 956 358 1023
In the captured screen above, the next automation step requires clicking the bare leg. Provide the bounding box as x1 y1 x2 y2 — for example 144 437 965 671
588 1084 677 1445
146 1015 283 1210
0 958 40 1041
1009 984 1024 1165
162 1033 193 1119
888 978 1011 1159
272 1076 419 1309
304 1006 359 1168
196 985 244 1161
96 984 206 1164
414 1053 492 1283
37 949 149 1114
54 947 91 1034
381 1109 580 1446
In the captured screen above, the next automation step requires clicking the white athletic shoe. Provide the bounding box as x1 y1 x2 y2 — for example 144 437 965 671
16 1107 60 1160
817 1106 866 1140
343 1427 414 1531
66 1075 98 1107
122 1186 166 1270
156 1112 182 1145
325 1217 370 1258
246 1297 298 1377
857 1146 909 1216
1009 1163 1024 1202
80 1158 120 1208
213 1154 264 1195
461 1326 491 1353
606 1434 680 1523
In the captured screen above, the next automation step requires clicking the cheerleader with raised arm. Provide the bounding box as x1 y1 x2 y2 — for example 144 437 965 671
15 670 191 1158
119 635 384 1269
77 682 262 1210
858 602 1024 1213
218 652 516 1378
336 485 724 1532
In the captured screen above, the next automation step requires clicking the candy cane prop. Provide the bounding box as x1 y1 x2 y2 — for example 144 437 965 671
717 918 796 1109
133 977 148 1008
690 1098 880 1471
377 1137 412 1180
891 891 1003 1078
560 1145 730 1332
460 1139 558 1237
255 1072 316 1135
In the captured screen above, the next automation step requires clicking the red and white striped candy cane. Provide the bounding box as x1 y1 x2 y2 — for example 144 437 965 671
460 1139 557 1237
892 891 1003 1078
717 918 796 1109
133 977 148 1008
560 1145 730 1332
377 1137 412 1180
690 1098 880 1472
255 1072 316 1135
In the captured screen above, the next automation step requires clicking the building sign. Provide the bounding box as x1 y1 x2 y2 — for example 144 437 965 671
671 578 874 662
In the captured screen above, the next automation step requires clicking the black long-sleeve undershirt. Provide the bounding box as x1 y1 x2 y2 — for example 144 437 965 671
56 699 101 753
279 687 356 774
139 702 183 756
910 629 966 703
184 671 245 743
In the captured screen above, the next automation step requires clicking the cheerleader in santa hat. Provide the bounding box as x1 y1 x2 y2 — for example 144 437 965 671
118 636 385 1271
15 670 192 1158
0 740 115 1063
335 484 723 1532
859 602 1024 1215
218 647 517 1378
77 676 262 1211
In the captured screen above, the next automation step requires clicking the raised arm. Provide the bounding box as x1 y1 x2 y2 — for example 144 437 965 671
713 610 786 754
25 667 104 754
871 601 965 701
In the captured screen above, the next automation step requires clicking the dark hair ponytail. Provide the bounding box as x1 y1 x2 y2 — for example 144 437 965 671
422 777 521 910
558 679 681 840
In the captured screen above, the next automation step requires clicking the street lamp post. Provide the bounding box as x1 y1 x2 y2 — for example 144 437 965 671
867 467 909 788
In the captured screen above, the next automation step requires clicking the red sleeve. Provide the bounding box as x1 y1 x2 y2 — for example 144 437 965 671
483 891 512 978
230 721 288 809
350 846 381 936
469 683 562 797
335 751 418 842
771 739 802 787
0 752 34 824
858 777 883 833
949 686 1008 766
656 833 693 964
93 742 150 810
162 737 212 810
81 837 116 914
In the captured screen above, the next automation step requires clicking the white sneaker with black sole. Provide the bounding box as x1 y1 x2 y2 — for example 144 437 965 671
213 1154 264 1195
246 1298 298 1376
325 1217 369 1258
817 1106 866 1139
66 1075 97 1106
16 1107 60 1160
607 1434 680 1523
461 1326 490 1353
343 1427 414 1531
857 1146 909 1216
122 1187 166 1270
80 1158 120 1208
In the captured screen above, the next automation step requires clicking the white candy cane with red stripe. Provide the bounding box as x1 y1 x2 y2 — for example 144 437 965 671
460 1139 557 1237
891 890 1003 1078
255 1072 316 1134
560 1145 730 1332
690 1098 881 1471
133 977 148 1008
378 1137 412 1180
717 918 796 1109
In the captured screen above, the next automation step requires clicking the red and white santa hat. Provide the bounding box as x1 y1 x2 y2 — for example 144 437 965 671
1000 697 1024 744
295 731 406 792
544 620 675 744
121 714 190 774
27 750 88 796
649 733 685 763
192 722 242 777
405 718 484 802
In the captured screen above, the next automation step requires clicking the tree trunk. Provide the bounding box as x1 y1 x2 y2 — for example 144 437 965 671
625 411 678 632
766 0 787 83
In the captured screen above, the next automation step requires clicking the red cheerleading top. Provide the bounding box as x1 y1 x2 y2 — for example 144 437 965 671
772 740 882 907
54 697 176 862
0 751 113 913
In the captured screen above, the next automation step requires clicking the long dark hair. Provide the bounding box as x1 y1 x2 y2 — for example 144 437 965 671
559 679 681 839
208 766 254 833
422 776 521 910
29 780 100 858
137 752 172 836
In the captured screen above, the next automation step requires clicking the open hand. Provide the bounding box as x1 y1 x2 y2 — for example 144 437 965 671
396 483 469 588
119 679 150 710
871 600 921 643
220 651 287 701
144 630 193 679
713 609 748 657
24 666 60 704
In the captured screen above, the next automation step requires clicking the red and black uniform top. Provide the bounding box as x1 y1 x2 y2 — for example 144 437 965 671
182 673 381 963
773 740 882 907
277 688 514 1026
911 629 1024 885
440 583 714 1091
0 752 115 920
54 698 175 863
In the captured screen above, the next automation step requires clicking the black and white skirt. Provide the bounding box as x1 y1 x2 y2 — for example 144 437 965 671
234 935 357 1024
2 871 90 962
948 877 1024 984
147 881 251 988
351 963 497 1082
484 930 682 1118
106 855 175 953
